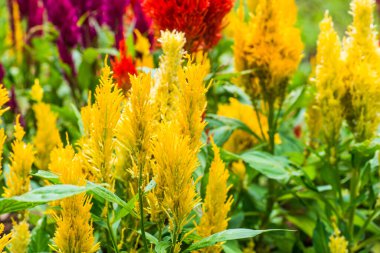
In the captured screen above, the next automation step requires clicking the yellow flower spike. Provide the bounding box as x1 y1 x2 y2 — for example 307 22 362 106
0 224 12 252
328 219 348 253
196 139 233 253
51 153 99 253
0 129 6 175
78 58 124 189
33 103 62 170
152 122 200 248
154 30 186 122
233 0 303 100
177 53 209 152
0 84 9 117
231 160 247 182
9 220 30 253
314 12 345 146
11 0 23 64
341 0 380 141
134 30 154 68
3 116 35 197
30 79 44 102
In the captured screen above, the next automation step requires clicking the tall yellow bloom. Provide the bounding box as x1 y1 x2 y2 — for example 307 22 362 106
341 0 380 141
152 122 200 252
78 60 124 188
314 12 344 146
0 84 9 117
233 0 303 100
154 30 186 122
0 224 12 252
30 79 44 102
134 30 154 69
177 54 209 152
10 0 23 64
197 140 233 253
9 220 30 253
3 116 35 197
33 103 62 170
51 151 99 253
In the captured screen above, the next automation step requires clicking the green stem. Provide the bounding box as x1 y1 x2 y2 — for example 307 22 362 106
171 225 179 253
138 164 149 252
107 203 120 253
348 164 359 249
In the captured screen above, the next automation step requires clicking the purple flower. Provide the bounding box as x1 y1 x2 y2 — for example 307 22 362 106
103 0 130 45
131 0 153 47
0 64 4 83
16 0 44 40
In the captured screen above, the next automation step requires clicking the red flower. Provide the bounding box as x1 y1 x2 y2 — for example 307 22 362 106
112 39 138 91
142 0 233 52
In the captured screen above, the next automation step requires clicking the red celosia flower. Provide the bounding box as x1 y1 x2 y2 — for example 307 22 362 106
142 0 233 52
112 39 138 92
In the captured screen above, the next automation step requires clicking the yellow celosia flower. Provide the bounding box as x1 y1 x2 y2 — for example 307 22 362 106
314 12 344 146
217 98 279 153
305 102 322 145
33 103 62 170
3 116 35 197
9 220 30 253
231 160 247 182
48 145 75 176
243 239 257 253
0 84 9 117
152 122 200 250
30 79 44 102
78 60 124 189
233 0 303 100
51 152 99 253
197 140 233 253
0 129 6 175
134 30 154 68
0 223 12 252
341 0 380 141
154 30 186 122
11 0 23 64
329 221 348 253
177 54 209 151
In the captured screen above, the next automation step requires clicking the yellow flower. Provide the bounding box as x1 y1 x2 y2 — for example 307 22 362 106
233 0 303 100
51 152 99 253
0 84 9 117
0 129 7 175
48 145 75 176
30 79 43 102
114 73 156 206
329 221 348 253
3 116 35 197
314 12 344 146
231 160 247 182
78 60 124 189
33 103 62 170
177 54 209 152
154 30 186 122
217 98 279 153
10 0 23 64
134 30 154 69
152 122 200 249
305 102 322 145
0 224 12 252
9 220 30 253
341 0 380 141
197 140 233 253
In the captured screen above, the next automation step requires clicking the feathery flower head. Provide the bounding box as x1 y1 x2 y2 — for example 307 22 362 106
152 122 200 246
48 144 75 176
51 153 99 253
79 60 123 188
134 30 154 68
112 39 138 92
9 0 24 64
314 12 344 145
341 0 380 141
0 223 12 252
3 115 34 197
30 79 43 102
328 219 348 253
197 139 233 252
143 0 233 51
9 220 30 253
233 0 303 100
33 102 62 170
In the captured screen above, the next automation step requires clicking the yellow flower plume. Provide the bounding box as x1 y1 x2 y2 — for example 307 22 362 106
30 79 43 102
196 140 233 253
3 116 35 197
0 224 12 252
328 221 348 253
9 220 30 253
0 84 9 117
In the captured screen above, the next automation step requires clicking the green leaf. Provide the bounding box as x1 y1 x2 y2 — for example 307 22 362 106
240 151 291 181
29 216 50 253
184 229 289 252
32 170 60 184
155 241 171 253
113 194 138 222
87 182 127 207
82 48 99 64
